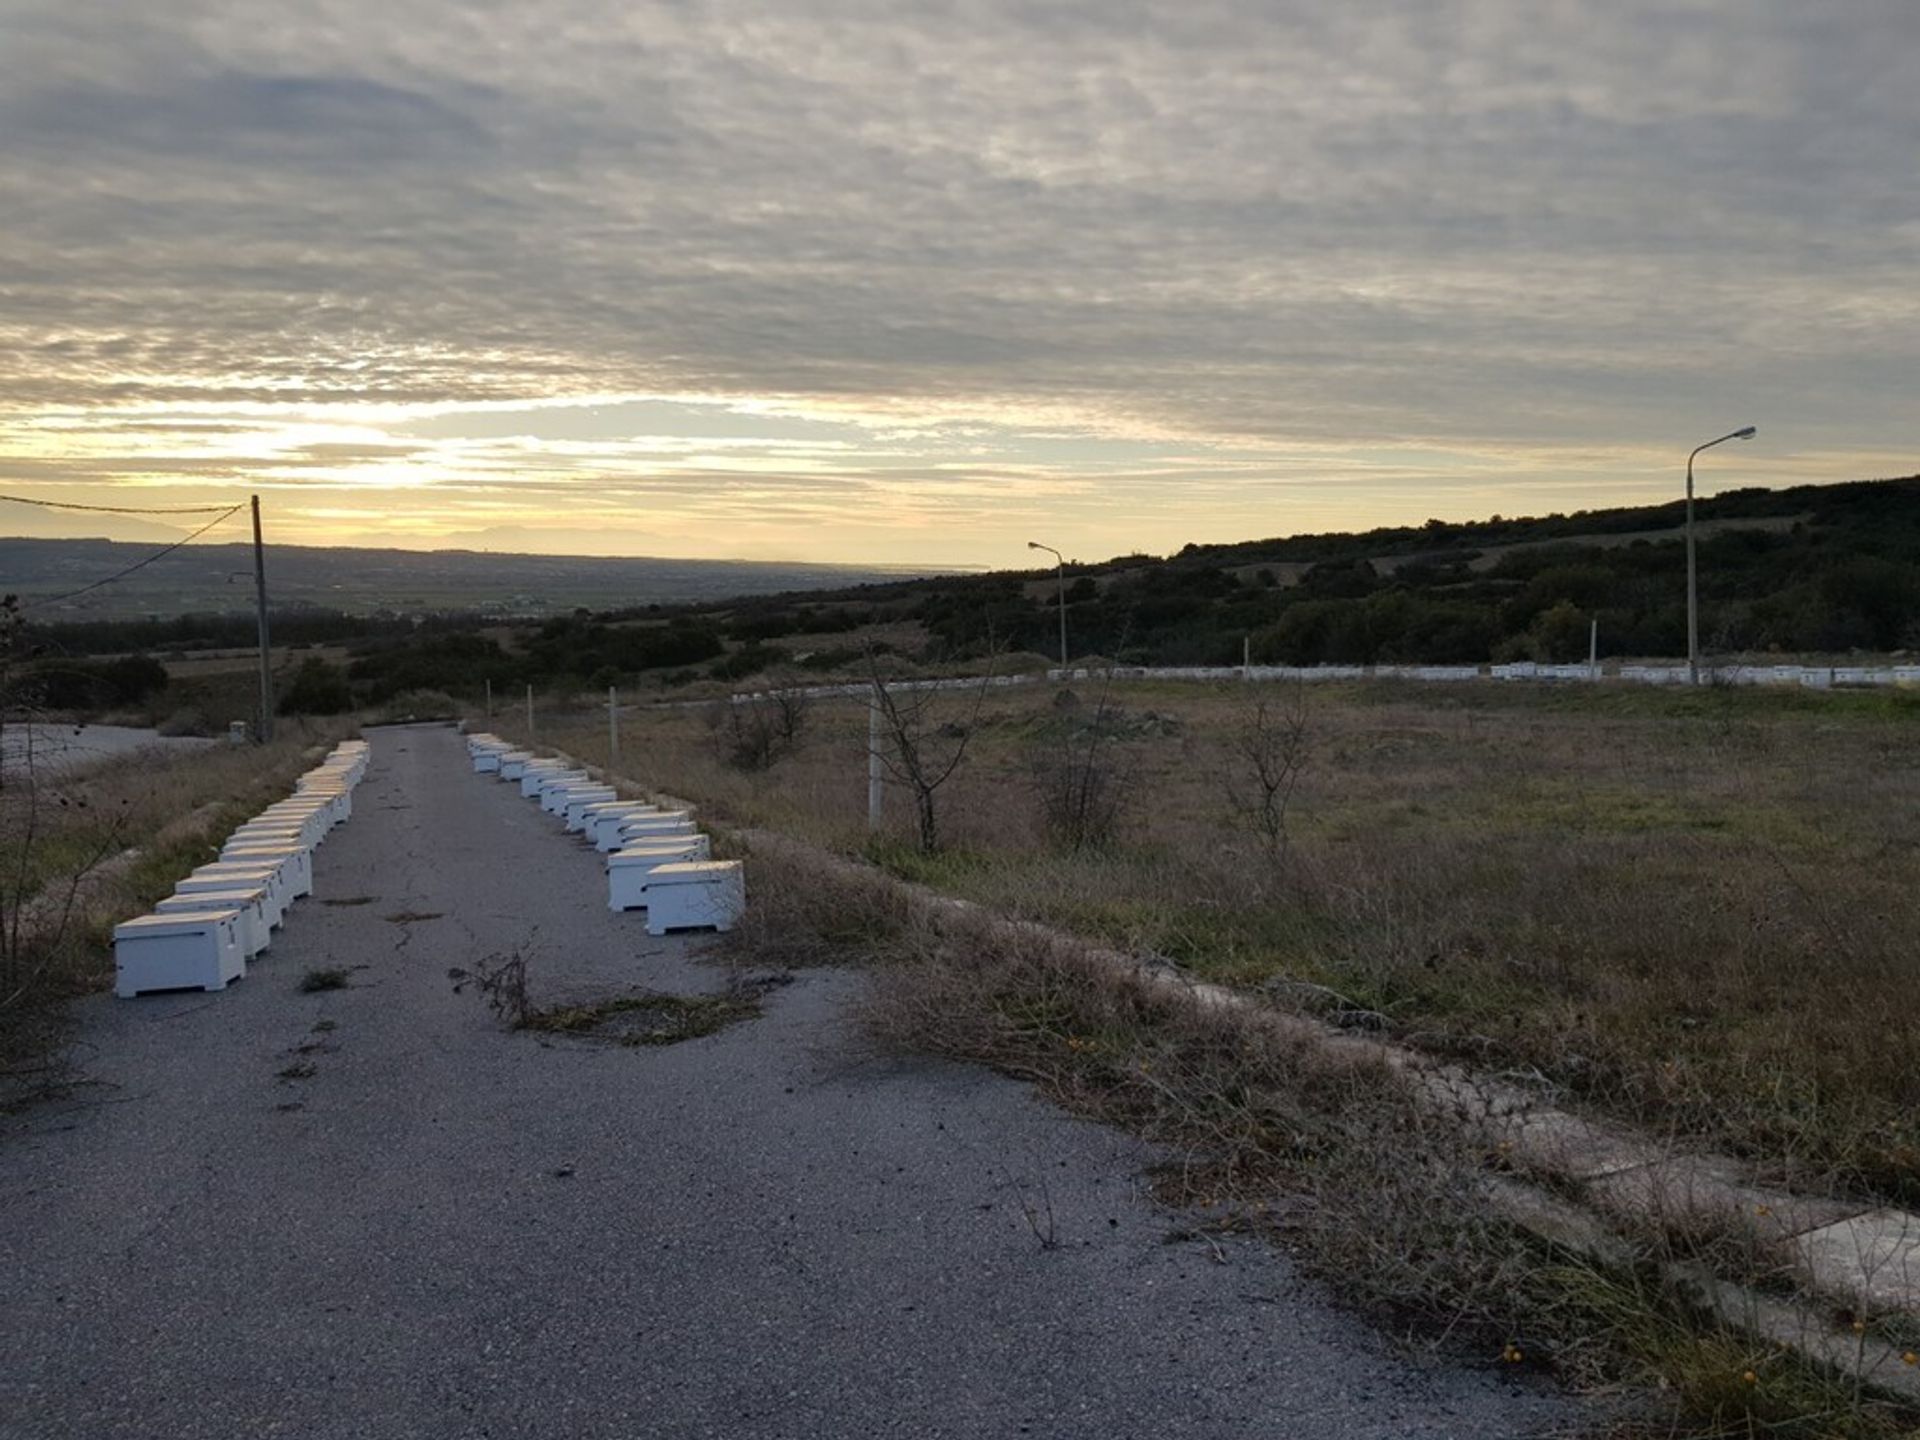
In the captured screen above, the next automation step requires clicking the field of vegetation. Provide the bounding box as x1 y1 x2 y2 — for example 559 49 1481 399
516 675 1920 1207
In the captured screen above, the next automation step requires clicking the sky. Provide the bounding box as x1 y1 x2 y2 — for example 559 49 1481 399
1 1 1914 569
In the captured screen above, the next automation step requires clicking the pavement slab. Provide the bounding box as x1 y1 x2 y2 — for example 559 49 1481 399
1 724 1580 1440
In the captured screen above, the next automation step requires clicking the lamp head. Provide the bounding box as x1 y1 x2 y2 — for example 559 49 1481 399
1027 541 1041 549
1733 426 1756 440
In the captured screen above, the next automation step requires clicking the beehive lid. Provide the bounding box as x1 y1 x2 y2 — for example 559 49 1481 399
164 886 264 904
644 861 736 886
115 911 237 938
608 843 702 866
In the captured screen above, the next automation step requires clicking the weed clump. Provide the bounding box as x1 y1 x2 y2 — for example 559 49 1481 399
448 950 770 1047
299 967 350 993
526 990 764 1047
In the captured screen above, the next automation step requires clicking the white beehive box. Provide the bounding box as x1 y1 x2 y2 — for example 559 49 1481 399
590 803 660 851
533 770 589 807
254 805 330 846
641 860 745 935
189 863 290 924
156 889 270 957
114 911 246 997
606 837 714 911
562 788 619 830
218 843 313 899
522 764 578 799
293 784 351 823
498 751 535 780
616 813 696 846
175 875 281 930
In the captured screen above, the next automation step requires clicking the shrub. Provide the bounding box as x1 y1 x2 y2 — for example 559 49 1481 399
277 658 353 715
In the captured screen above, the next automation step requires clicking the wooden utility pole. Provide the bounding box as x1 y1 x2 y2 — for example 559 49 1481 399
251 495 273 742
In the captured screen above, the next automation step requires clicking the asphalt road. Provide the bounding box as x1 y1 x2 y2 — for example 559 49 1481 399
0 725 1580 1439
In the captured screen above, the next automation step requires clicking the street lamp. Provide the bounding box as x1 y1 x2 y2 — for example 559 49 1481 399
1027 541 1068 668
1685 426 1756 685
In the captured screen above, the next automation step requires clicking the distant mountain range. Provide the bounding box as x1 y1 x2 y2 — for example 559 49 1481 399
2 538 947 620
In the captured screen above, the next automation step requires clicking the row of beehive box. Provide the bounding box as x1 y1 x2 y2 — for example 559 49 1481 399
112 740 372 998
464 733 744 935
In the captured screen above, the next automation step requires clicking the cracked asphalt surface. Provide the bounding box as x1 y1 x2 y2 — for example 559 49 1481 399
1 724 1581 1438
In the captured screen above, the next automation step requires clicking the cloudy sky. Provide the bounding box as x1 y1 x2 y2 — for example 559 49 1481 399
1 1 1913 567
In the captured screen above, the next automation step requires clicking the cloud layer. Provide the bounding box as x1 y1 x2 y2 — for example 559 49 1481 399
1 1 1914 564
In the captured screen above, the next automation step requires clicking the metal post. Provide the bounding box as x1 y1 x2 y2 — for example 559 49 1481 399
1055 560 1067 669
251 495 273 742
867 685 884 832
485 678 492 718
1684 427 1756 687
608 685 619 766
526 683 534 737
1027 540 1068 669
1685 452 1699 686
1243 635 1251 681
1588 618 1599 679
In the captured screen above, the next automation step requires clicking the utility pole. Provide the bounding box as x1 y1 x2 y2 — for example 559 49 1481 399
608 685 620 766
251 494 273 742
526 683 534 737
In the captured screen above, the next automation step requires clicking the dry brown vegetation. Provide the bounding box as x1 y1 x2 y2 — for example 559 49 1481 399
515 677 1920 1206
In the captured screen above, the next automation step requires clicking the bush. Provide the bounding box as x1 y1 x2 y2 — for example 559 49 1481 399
155 708 215 738
277 658 353 716
710 644 786 681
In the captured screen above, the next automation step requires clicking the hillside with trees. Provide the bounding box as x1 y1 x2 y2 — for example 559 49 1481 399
13 476 1919 715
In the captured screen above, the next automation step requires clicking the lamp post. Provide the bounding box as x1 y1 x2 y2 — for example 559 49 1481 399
1685 426 1756 685
1027 540 1068 669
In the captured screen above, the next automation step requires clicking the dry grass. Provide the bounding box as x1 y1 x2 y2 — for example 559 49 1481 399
508 677 1920 1205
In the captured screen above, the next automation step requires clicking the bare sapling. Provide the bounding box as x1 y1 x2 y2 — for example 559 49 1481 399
1030 665 1130 852
864 643 998 853
1225 679 1311 856
706 681 810 772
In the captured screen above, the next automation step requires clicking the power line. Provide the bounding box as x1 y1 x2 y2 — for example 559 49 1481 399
20 504 246 611
1 492 242 515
